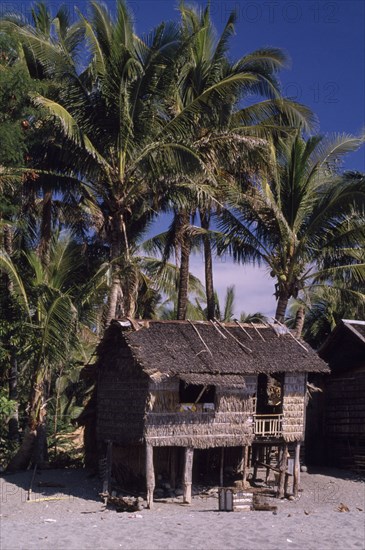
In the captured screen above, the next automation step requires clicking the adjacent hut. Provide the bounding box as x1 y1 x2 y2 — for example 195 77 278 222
317 319 365 471
83 319 329 507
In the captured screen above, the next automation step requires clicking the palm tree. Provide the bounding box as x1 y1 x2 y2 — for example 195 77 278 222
219 132 365 323
5 1 215 323
170 1 315 320
1 2 87 265
0 234 104 469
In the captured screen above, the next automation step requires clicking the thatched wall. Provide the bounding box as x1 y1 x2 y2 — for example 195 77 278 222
145 411 254 448
323 367 365 469
96 338 150 445
281 373 307 442
145 376 256 448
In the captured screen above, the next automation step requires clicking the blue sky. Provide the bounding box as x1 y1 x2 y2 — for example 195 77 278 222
3 0 364 316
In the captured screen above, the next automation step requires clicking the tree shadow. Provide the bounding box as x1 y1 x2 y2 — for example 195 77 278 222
0 467 101 504
306 465 365 483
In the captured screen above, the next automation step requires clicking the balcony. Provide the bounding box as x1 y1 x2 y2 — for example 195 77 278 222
254 414 283 437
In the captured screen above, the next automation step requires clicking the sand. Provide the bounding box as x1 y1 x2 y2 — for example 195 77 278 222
0 467 364 550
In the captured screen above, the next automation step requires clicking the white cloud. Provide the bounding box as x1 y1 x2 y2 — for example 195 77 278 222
189 252 277 318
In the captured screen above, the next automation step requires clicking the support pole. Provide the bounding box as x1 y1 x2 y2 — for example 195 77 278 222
102 440 113 504
278 443 288 498
253 446 259 481
242 445 249 487
219 447 224 487
169 447 176 490
146 443 155 509
293 442 301 497
183 447 194 504
265 446 271 483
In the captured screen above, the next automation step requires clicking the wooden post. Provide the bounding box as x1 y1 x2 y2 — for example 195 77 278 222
183 447 194 504
169 447 176 490
293 442 301 497
242 445 249 488
102 440 113 504
265 446 271 483
146 443 155 509
253 446 259 481
219 447 224 487
277 443 288 498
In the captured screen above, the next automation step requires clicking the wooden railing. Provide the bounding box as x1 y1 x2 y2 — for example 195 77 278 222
254 414 283 437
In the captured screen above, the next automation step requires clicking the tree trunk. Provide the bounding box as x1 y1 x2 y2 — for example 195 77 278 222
275 290 290 323
177 212 191 321
3 224 13 255
37 188 52 266
200 209 215 320
293 306 305 339
2 225 19 441
105 211 125 325
8 350 19 441
6 365 48 471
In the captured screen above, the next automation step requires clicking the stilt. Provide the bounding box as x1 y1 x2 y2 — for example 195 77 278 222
102 440 113 504
265 446 271 483
146 443 155 509
242 445 249 488
183 447 194 504
169 447 176 490
293 441 301 497
219 447 224 487
253 446 259 481
278 443 288 498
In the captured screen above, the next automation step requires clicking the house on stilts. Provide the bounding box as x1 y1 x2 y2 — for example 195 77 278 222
80 319 329 507
306 319 365 471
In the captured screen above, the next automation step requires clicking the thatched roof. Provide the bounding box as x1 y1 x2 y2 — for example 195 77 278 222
319 319 365 372
103 319 328 384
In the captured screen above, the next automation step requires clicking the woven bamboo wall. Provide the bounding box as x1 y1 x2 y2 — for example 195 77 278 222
145 378 256 448
282 373 307 442
325 369 365 438
97 352 149 444
145 411 254 448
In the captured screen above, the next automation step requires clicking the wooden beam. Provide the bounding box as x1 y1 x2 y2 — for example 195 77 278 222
250 322 266 341
293 442 301 497
183 447 194 504
271 317 308 352
214 318 252 353
234 320 253 340
188 320 212 356
146 443 155 509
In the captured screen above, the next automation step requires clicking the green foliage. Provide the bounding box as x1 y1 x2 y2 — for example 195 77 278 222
0 388 16 421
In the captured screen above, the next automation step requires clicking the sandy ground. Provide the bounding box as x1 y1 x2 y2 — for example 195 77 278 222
0 467 364 550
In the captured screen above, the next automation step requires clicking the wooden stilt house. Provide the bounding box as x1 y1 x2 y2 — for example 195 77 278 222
83 319 329 507
315 320 365 471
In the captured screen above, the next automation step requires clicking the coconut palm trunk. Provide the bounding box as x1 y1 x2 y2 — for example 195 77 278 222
105 211 125 325
177 232 191 320
275 290 290 323
200 209 215 320
37 188 53 265
293 306 305 338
